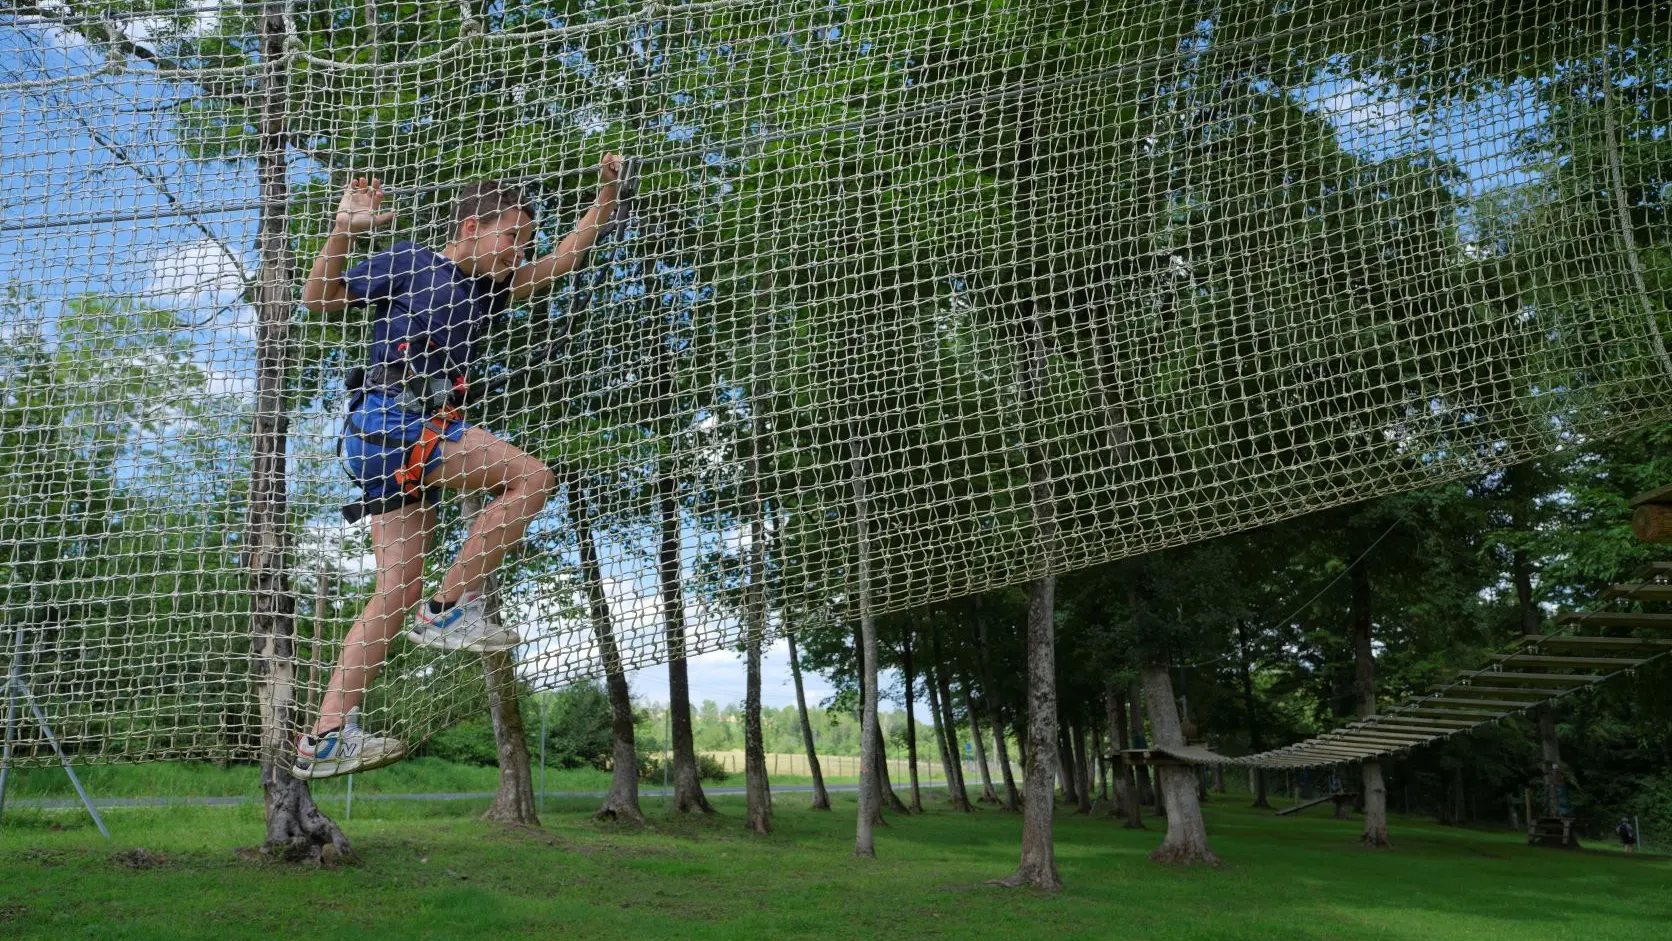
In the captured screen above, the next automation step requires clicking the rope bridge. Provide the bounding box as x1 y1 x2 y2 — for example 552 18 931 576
2 1 1670 765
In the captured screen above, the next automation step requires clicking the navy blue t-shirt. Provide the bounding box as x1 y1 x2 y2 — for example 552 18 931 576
342 241 512 379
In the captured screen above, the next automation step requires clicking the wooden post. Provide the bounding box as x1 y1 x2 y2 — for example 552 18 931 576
1629 485 1672 542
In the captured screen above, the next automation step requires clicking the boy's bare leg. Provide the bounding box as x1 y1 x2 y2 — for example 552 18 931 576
423 426 556 605
313 503 436 736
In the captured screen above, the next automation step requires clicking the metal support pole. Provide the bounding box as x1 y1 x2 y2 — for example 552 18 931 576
0 661 17 821
345 773 354 820
0 623 108 838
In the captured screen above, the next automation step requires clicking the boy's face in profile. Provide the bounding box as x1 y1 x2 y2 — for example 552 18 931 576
453 208 535 282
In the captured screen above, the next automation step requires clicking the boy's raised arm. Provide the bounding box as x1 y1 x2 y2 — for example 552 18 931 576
302 177 396 314
508 154 625 302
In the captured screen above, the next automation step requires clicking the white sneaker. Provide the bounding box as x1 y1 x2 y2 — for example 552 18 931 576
291 710 404 780
406 591 520 653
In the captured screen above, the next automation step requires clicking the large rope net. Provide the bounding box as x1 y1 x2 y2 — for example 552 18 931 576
2 0 1669 765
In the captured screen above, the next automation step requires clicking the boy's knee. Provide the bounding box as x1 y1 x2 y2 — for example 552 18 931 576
519 460 556 500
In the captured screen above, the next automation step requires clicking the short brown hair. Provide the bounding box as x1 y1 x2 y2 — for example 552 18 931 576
451 181 535 234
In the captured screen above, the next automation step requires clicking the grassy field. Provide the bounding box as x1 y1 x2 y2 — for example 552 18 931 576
2 786 1666 940
0 758 862 800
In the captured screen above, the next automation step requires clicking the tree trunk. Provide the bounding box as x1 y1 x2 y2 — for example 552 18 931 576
994 575 1061 890
455 495 540 829
996 283 1061 890
1537 705 1565 818
1236 620 1270 809
566 472 642 824
1129 679 1155 807
1092 724 1107 802
660 469 711 814
852 440 882 856
249 0 349 864
925 660 958 803
873 714 910 814
902 632 924 813
964 679 999 804
1115 689 1144 829
1349 559 1390 848
977 619 1020 811
481 650 539 827
742 506 771 833
1102 682 1124 818
743 604 770 833
1142 664 1217 866
1072 723 1093 815
929 640 972 812
786 633 830 811
1059 728 1080 805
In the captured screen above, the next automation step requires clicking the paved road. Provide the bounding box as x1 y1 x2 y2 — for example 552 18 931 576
4 783 876 810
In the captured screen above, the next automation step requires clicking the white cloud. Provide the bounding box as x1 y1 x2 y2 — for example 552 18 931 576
148 237 249 310
203 368 253 399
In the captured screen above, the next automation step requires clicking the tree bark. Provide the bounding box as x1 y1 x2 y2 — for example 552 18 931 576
660 469 711 814
786 633 830 811
1056 725 1083 805
902 631 924 813
964 679 999 804
741 494 772 833
481 650 540 827
873 713 910 814
925 658 958 803
1537 705 1565 819
929 638 973 812
1234 619 1270 809
743 550 771 833
249 0 348 864
454 495 540 829
995 281 1061 890
1349 559 1390 848
1092 724 1107 802
1129 679 1155 807
994 575 1062 890
1114 689 1144 829
1142 664 1217 866
977 619 1020 811
1072 723 1093 815
852 440 881 856
566 472 642 824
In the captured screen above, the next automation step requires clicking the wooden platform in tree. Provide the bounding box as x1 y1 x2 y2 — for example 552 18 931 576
1235 493 1672 769
1275 792 1359 816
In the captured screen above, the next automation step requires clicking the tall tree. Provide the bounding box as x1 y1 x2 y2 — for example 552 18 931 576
901 631 924 813
246 0 346 864
930 632 973 812
1350 558 1391 848
964 680 999 804
466 495 540 828
786 633 830 811
661 467 711 814
566 471 642 824
1142 665 1218 866
1234 619 1271 809
852 439 883 857
976 618 1021 811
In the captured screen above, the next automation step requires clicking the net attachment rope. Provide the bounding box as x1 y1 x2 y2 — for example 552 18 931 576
1 0 1670 765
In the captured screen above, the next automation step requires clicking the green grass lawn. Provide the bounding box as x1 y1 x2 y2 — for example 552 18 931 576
1 789 1666 940
1 758 856 800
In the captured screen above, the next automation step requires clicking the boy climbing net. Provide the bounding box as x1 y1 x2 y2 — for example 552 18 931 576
290 156 625 779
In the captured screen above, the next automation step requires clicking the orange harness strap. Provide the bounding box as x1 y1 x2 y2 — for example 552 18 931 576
394 404 462 497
